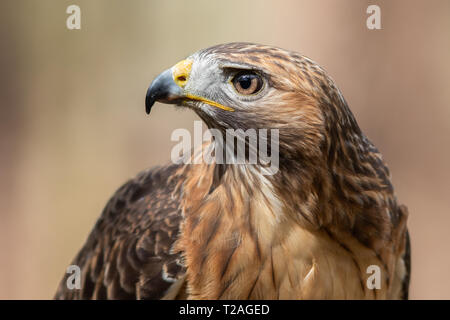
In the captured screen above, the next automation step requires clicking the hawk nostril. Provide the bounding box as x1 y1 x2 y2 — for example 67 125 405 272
172 59 192 87
174 74 188 87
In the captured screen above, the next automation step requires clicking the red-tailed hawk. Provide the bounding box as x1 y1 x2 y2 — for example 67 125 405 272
55 43 410 299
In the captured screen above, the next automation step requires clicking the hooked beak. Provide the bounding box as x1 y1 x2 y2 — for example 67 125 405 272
145 59 234 115
145 68 183 114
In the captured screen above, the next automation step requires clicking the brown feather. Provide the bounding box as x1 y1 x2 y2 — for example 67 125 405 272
55 43 410 300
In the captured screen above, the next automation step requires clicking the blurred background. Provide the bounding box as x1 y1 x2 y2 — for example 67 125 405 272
0 0 449 299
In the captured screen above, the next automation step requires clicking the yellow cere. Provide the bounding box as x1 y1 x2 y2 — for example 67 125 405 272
172 59 234 112
172 59 192 88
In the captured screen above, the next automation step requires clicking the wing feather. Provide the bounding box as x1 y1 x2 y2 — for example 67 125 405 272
54 164 186 300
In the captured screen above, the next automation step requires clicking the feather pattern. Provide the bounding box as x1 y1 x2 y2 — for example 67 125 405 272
55 43 410 300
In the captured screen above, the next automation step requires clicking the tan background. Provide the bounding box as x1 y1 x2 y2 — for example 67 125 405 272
0 0 449 299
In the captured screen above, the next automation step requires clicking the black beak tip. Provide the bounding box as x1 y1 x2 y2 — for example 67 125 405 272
145 88 156 115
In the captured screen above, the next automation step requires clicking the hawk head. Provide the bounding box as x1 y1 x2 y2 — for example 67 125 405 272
145 42 362 162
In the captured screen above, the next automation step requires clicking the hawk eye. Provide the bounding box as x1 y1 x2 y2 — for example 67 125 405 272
232 72 263 95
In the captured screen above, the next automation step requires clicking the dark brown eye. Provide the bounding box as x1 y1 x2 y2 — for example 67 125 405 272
232 72 263 95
